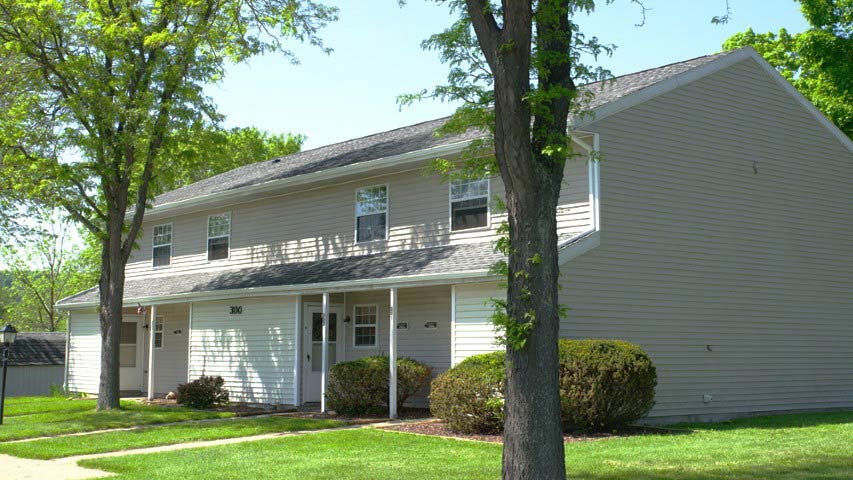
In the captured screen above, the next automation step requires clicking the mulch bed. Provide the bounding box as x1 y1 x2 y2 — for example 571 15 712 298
383 421 674 444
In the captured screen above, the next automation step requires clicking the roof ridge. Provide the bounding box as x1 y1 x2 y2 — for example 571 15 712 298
581 49 731 89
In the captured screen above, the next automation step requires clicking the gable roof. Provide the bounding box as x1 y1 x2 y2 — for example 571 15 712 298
7 332 66 366
152 50 736 210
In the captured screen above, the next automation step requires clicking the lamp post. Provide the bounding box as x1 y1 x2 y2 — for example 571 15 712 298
0 324 18 425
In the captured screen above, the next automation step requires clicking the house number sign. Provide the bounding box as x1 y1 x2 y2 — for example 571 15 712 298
229 305 243 315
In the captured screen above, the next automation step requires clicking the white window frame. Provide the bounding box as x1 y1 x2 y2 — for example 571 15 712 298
151 223 173 269
206 213 231 262
352 304 379 348
154 316 165 350
449 177 491 232
354 185 389 244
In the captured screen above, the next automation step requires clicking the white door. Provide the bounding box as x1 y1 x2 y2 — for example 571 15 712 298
119 316 144 391
302 304 343 402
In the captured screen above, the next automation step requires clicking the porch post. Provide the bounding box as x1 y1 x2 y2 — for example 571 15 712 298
147 305 157 400
321 292 330 413
389 287 398 419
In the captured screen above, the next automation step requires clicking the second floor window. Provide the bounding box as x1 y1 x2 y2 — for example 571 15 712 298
450 177 489 231
152 224 172 268
356 186 387 243
207 213 231 261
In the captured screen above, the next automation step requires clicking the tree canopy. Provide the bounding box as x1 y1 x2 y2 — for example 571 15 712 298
723 0 852 138
0 0 335 409
157 125 305 193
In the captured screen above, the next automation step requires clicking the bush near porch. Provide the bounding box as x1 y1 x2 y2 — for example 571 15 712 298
325 356 432 415
430 339 657 433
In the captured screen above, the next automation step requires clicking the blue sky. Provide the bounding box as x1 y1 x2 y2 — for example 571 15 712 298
208 1 809 150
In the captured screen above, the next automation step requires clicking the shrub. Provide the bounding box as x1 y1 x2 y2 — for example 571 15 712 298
558 339 657 430
176 375 229 409
326 356 433 415
429 352 506 434
430 339 657 433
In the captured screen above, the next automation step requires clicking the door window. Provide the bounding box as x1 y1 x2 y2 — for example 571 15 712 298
119 322 137 368
311 312 337 371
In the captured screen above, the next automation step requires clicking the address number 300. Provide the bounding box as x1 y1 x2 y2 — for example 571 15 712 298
229 306 243 315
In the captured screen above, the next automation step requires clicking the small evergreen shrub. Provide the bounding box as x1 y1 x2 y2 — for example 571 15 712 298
326 356 433 415
429 352 506 434
176 375 229 409
558 339 657 430
429 340 657 433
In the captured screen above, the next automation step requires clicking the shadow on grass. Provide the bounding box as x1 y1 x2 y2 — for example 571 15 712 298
670 411 853 432
571 454 853 480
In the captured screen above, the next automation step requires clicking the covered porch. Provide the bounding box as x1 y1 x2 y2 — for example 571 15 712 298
128 281 498 418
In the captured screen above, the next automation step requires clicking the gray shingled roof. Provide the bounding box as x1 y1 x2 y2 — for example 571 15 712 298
7 332 66 366
153 50 732 207
59 242 503 306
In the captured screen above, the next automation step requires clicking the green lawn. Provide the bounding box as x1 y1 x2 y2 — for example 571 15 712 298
0 416 345 459
80 412 853 480
0 396 233 441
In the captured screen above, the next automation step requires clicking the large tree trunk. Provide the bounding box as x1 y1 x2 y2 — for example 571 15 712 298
97 216 126 410
463 1 573 477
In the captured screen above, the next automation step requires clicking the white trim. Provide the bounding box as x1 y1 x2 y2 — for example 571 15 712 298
389 287 398 419
151 223 173 269
352 304 379 348
186 303 193 382
573 48 757 130
574 47 852 152
746 52 853 152
144 140 474 221
450 285 456 366
354 184 389 244
294 295 301 406
449 176 491 232
58 270 500 309
147 305 157 400
320 292 330 413
63 311 71 391
206 212 231 262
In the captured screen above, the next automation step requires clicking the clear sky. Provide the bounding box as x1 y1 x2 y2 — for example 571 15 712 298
208 1 809 150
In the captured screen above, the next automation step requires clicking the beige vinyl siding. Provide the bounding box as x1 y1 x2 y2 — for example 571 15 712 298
145 304 190 394
188 297 297 405
452 282 502 365
66 310 100 393
125 158 589 280
560 57 853 421
338 286 452 374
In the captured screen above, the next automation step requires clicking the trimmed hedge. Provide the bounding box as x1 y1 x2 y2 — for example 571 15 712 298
558 339 657 430
429 339 657 433
429 352 506 434
176 375 229 409
326 356 433 415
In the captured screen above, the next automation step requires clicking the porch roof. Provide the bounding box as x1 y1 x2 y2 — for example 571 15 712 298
57 242 504 307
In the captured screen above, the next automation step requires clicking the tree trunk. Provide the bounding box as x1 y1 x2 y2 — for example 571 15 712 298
485 2 570 477
97 217 125 410
499 161 566 480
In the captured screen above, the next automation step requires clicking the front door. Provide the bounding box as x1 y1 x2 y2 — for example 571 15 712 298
302 304 343 403
119 316 144 391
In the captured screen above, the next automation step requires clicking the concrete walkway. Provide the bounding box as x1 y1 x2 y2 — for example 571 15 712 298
0 454 111 480
1 419 425 479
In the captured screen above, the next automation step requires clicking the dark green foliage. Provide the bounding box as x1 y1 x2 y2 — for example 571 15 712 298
557 339 657 430
430 340 657 433
429 352 506 434
326 356 433 415
176 376 229 409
